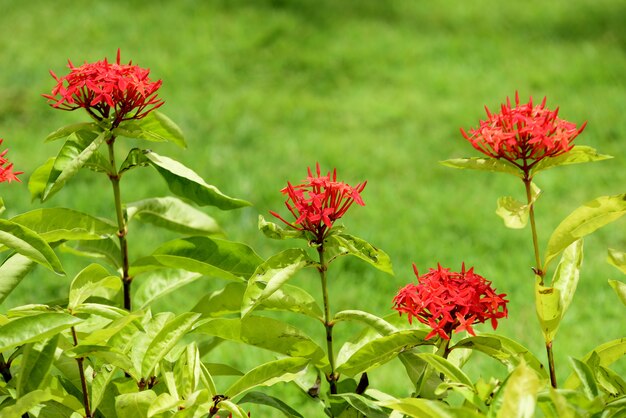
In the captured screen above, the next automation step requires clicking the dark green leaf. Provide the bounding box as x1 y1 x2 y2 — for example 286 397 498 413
28 157 55 202
239 391 304 418
130 236 262 281
0 219 64 274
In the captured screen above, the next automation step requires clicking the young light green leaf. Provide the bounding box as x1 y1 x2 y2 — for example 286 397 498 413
332 393 389 418
16 336 59 397
141 312 200 377
194 316 327 367
115 390 157 418
216 399 249 418
452 334 548 378
333 310 398 335
0 389 56 418
45 122 99 142
145 151 251 209
569 358 599 400
495 361 541 418
336 330 432 377
551 240 583 318
379 397 457 418
10 208 117 243
440 157 521 177
65 344 134 372
42 130 107 201
608 279 626 306
114 111 186 148
535 279 562 343
496 196 530 229
241 248 316 317
173 342 203 398
130 236 263 281
531 145 612 175
61 237 122 269
0 312 82 351
544 194 626 270
0 219 64 275
205 362 244 377
608 248 626 275
68 264 120 310
258 215 306 240
225 357 310 398
147 393 182 417
0 253 36 304
126 196 222 236
564 338 626 389
28 157 56 202
238 391 304 418
326 233 393 274
135 269 203 309
416 353 474 387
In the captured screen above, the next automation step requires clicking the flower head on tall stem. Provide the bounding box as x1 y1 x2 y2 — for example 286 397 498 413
393 264 508 340
270 163 366 243
43 49 163 127
460 92 586 173
0 139 22 183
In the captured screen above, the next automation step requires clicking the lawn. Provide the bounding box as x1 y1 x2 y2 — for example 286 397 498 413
1 0 625 414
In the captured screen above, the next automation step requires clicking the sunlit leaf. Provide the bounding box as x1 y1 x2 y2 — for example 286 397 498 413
494 361 541 418
0 313 82 352
239 391 304 418
535 279 561 344
0 219 64 275
68 263 120 310
225 357 309 398
258 215 306 240
130 236 262 281
608 279 626 307
16 336 59 397
115 390 157 418
440 157 521 177
126 196 222 236
544 193 626 270
114 110 186 148
569 358 599 400
333 310 398 335
65 344 134 372
564 338 626 389
531 145 612 175
551 239 583 320
416 353 473 387
0 389 56 418
241 248 316 317
495 183 540 229
608 248 626 275
216 399 249 418
0 253 36 304
134 269 203 309
326 233 393 274
379 397 459 418
61 237 121 269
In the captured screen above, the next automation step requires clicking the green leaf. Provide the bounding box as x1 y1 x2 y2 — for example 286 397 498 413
0 253 36 304
225 357 310 398
205 362 244 376
495 183 540 229
16 336 59 396
130 236 262 281
608 248 626 275
65 344 134 372
544 193 626 270
10 208 117 243
564 338 626 389
0 389 56 418
119 147 151 174
241 248 316 317
134 269 203 309
326 233 393 274
126 196 222 236
535 279 562 344
332 393 389 418
551 239 583 319
531 145 613 175
216 400 249 418
440 157 521 177
42 130 107 202
114 110 186 148
115 390 157 418
28 157 56 202
258 215 306 240
0 219 64 274
495 361 541 418
45 122 99 142
141 312 200 377
336 330 432 377
333 310 398 335
452 334 548 378
416 353 474 387
608 279 626 306
68 263 121 310
194 316 327 367
61 237 121 269
239 391 304 418
379 397 458 418
0 312 82 351
144 150 251 209
569 358 599 400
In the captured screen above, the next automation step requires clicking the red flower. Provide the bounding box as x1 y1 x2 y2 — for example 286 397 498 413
0 139 22 183
460 92 586 170
43 50 163 126
393 264 508 340
270 163 366 242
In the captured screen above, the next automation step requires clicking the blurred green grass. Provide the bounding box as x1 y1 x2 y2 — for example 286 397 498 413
1 0 625 412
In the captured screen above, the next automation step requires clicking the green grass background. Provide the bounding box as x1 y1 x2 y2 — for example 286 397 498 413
1 0 625 413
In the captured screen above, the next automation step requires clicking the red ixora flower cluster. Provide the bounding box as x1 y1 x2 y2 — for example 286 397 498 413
0 139 22 183
393 264 508 340
270 163 366 242
43 50 163 126
461 92 586 170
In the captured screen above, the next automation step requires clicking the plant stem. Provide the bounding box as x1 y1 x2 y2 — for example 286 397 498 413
523 177 544 282
106 135 132 310
317 244 337 395
546 341 557 388
71 327 92 418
